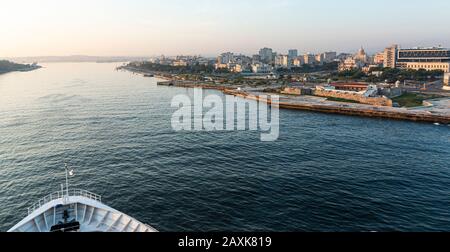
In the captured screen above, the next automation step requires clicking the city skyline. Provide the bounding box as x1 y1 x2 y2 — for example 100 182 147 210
1 0 450 57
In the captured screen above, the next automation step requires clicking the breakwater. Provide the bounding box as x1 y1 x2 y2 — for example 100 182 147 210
157 80 227 90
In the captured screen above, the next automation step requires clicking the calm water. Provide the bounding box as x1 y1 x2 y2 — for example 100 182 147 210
0 63 449 232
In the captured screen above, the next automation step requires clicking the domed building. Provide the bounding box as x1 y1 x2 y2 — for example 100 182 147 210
355 46 369 63
338 46 375 72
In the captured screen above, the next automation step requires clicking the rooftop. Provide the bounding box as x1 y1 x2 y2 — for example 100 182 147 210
331 82 369 88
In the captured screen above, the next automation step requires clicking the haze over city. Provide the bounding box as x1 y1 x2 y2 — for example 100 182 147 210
1 0 450 57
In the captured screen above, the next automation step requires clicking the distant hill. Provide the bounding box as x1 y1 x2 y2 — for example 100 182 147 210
5 55 150 63
0 60 41 74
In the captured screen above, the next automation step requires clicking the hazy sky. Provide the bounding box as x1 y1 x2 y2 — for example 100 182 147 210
1 0 450 57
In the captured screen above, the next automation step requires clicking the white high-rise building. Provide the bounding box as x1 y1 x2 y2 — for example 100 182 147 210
383 45 398 68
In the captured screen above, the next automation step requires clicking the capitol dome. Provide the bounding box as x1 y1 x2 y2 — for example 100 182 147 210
357 47 366 56
355 46 368 62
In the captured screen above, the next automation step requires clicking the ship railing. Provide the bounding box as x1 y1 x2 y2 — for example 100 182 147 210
27 189 102 215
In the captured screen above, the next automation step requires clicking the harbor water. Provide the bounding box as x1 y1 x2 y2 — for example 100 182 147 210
1 63 449 231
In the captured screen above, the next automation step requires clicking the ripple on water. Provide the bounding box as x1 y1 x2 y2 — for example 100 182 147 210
1 63 450 231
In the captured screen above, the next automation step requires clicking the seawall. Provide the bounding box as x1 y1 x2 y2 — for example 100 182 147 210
223 90 450 124
314 89 393 107
156 79 450 124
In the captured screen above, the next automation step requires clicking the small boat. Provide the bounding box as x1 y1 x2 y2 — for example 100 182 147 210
434 123 440 126
8 164 157 232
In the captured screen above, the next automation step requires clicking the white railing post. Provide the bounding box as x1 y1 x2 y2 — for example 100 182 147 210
26 189 102 215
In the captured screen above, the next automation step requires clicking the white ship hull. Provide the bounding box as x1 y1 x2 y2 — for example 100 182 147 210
8 189 157 232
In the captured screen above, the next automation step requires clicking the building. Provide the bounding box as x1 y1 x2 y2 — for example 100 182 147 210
234 55 252 65
396 47 450 73
228 63 243 73
338 57 364 71
382 45 450 72
217 52 234 64
197 57 211 66
322 52 337 63
330 83 369 92
259 48 274 64
371 71 384 77
216 52 252 72
251 63 273 73
172 60 188 67
315 54 325 64
355 47 369 63
338 47 377 72
383 45 398 68
315 83 392 106
374 52 385 65
252 54 261 63
214 63 228 70
362 64 381 74
401 62 450 72
444 73 450 90
281 87 301 95
292 57 305 67
303 54 316 65
337 53 353 61
275 55 289 68
155 55 171 65
288 49 298 59
172 55 202 66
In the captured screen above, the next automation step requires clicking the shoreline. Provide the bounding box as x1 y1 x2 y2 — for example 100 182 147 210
122 67 450 124
0 65 42 75
116 65 174 81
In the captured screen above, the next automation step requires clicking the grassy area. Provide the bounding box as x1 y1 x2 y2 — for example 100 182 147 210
392 93 443 108
326 97 360 104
